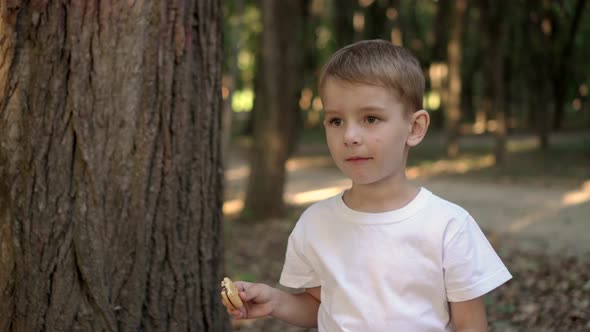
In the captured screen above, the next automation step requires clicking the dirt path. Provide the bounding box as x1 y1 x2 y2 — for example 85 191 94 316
414 178 590 258
225 147 590 260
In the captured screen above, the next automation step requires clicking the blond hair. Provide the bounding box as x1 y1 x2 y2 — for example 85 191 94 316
319 39 424 113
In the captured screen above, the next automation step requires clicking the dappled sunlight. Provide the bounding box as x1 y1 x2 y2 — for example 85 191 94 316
508 180 590 233
506 137 539 152
286 155 334 171
223 184 350 217
223 198 244 216
286 185 349 205
223 156 338 217
508 205 562 233
225 156 333 183
406 155 495 179
225 165 249 181
561 180 590 206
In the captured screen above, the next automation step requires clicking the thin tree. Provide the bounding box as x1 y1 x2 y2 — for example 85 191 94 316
481 0 509 164
429 0 452 130
242 0 305 221
0 1 227 331
445 0 468 157
532 2 555 149
333 0 357 48
551 0 587 130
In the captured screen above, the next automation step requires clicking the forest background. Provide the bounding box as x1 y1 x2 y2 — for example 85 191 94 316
223 0 589 331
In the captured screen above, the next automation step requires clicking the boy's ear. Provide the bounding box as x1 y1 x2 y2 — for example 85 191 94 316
407 110 430 147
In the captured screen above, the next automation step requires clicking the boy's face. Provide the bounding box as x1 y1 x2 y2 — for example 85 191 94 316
321 78 413 186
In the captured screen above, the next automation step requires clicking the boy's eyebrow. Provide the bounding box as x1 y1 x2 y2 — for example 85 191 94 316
324 106 388 115
359 105 387 112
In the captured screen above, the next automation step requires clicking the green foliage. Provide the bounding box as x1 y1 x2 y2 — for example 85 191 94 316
223 0 261 90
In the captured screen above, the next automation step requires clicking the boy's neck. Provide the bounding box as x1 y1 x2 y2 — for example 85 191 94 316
343 176 419 213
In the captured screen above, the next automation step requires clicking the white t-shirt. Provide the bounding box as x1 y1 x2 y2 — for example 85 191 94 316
279 188 512 332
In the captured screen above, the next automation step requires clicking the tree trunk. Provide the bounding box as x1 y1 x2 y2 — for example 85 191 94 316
445 0 467 158
431 0 451 64
427 0 451 130
0 1 227 331
536 4 555 149
365 0 389 40
222 0 246 163
492 14 507 164
481 0 508 164
242 0 305 222
552 0 586 130
333 0 356 48
537 85 552 150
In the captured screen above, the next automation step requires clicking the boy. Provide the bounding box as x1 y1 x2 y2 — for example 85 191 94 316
227 40 512 331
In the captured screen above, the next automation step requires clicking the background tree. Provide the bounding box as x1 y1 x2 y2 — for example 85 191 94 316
242 0 306 221
428 0 451 130
222 0 246 161
444 0 467 157
529 1 556 149
0 1 227 331
364 0 391 40
550 0 587 131
332 0 357 48
522 0 587 149
480 0 509 164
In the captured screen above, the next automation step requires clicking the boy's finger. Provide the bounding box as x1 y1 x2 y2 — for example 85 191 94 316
228 308 243 319
233 281 250 292
239 284 263 302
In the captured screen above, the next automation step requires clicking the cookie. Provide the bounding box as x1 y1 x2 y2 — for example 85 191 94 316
220 277 243 310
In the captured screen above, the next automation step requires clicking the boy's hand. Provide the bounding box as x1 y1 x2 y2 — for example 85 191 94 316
228 281 276 320
225 281 320 327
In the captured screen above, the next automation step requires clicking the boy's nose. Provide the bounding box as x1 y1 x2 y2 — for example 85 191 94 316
343 126 362 146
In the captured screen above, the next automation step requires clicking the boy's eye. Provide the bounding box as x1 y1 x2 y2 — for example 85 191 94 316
366 116 378 124
329 118 342 126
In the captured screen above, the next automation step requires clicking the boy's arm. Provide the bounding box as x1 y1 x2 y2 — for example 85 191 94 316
231 282 320 328
270 286 321 327
449 297 488 332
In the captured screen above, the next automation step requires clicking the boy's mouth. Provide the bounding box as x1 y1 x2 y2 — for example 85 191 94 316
346 157 372 162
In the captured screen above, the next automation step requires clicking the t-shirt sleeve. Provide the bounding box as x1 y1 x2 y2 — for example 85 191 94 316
279 219 321 289
443 214 512 302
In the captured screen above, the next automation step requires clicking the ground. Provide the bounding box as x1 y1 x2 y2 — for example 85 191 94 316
222 131 590 332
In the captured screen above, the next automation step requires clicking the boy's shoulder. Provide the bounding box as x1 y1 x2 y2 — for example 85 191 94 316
288 193 341 237
422 189 476 241
299 192 341 219
424 189 470 219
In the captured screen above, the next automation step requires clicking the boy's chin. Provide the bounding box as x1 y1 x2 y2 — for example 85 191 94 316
348 173 405 186
348 176 380 186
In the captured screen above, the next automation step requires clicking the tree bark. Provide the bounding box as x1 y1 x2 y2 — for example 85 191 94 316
242 0 305 222
445 0 467 158
0 1 227 331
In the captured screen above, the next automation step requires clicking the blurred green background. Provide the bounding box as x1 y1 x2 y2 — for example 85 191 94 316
221 1 590 331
